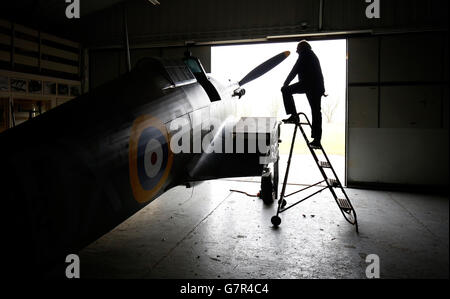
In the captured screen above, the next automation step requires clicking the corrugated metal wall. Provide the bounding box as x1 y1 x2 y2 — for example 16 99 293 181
81 0 318 48
77 0 447 48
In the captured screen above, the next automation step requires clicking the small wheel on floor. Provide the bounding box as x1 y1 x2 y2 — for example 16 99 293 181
271 215 281 227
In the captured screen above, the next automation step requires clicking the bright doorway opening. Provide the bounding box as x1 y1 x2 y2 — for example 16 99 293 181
211 39 347 184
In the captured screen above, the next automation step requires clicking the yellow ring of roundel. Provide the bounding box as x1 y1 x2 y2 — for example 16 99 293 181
129 115 173 203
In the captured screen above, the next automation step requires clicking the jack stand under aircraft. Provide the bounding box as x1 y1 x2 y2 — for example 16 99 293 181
271 112 359 233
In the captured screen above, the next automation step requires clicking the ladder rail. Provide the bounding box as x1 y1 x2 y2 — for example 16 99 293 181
320 149 353 203
280 186 328 213
296 122 339 199
273 112 358 232
276 123 298 217
298 112 344 194
318 144 358 226
284 180 325 198
297 113 358 228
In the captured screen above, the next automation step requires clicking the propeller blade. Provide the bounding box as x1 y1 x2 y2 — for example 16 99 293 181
238 51 290 87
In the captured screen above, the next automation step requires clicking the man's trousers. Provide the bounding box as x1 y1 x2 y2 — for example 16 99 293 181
282 82 323 141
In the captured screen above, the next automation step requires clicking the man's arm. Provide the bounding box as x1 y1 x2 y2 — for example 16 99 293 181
283 58 300 86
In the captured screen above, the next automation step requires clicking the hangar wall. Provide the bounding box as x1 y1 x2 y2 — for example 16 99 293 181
347 32 449 187
78 0 447 48
90 46 211 90
83 0 448 188
79 0 318 48
323 0 447 31
85 0 448 103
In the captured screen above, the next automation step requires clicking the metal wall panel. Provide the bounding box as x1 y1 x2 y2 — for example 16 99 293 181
80 0 319 47
323 0 380 31
348 37 378 84
323 0 448 31
380 34 443 82
443 86 449 129
348 128 449 186
444 36 449 82
348 86 378 128
380 86 442 129
347 32 448 187
66 0 448 48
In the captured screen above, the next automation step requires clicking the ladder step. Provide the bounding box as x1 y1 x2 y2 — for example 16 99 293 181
327 178 340 187
299 122 309 126
337 198 352 211
309 143 322 149
319 161 331 168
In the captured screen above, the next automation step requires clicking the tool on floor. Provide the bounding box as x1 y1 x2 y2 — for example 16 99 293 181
272 112 358 233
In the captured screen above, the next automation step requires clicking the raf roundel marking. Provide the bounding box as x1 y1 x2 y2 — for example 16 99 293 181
129 115 173 203
144 138 163 178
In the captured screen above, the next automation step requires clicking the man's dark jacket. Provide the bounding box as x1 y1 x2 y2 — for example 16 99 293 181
284 48 325 94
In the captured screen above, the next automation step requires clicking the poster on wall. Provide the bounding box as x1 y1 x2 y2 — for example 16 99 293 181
10 78 27 93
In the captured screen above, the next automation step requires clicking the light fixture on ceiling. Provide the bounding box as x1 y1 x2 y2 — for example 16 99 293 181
148 0 160 5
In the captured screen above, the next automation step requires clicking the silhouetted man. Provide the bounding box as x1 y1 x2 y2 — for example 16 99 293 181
281 40 325 148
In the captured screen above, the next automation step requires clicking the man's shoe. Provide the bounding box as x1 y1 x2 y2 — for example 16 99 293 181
282 115 299 124
309 139 322 149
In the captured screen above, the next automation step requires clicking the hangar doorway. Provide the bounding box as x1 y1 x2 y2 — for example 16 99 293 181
212 39 347 185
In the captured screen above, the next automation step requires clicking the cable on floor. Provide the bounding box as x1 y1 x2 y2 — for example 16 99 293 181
229 189 260 198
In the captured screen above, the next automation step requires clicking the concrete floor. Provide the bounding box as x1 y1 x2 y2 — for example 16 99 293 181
79 155 449 279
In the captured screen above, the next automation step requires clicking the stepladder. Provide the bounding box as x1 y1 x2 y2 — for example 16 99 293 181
271 112 359 233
